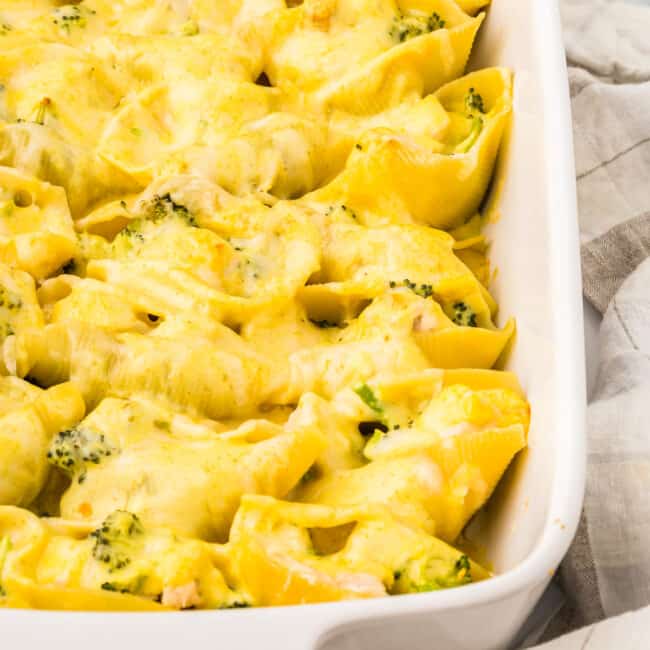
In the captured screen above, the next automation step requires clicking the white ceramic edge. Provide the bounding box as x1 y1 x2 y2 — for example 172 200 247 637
0 1 586 647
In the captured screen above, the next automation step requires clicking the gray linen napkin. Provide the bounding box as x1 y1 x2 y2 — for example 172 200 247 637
527 0 650 644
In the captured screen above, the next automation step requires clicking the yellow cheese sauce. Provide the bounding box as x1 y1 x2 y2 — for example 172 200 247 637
0 0 527 610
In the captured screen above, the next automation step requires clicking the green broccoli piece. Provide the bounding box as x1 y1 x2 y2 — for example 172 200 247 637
354 384 384 415
465 87 486 116
119 220 146 243
100 574 147 595
114 193 197 249
355 385 390 433
455 554 470 574
421 554 472 590
52 5 96 32
90 510 145 573
47 427 118 483
390 11 445 43
393 553 472 594
390 279 434 299
452 88 486 153
455 116 483 154
146 193 197 227
451 301 478 327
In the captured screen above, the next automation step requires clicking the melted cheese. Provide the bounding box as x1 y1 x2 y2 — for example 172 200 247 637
0 380 84 507
0 0 531 612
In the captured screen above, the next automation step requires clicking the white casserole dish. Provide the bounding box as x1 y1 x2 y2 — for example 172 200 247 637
0 0 586 647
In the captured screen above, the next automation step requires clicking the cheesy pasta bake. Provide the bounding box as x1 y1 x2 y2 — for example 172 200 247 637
0 0 528 611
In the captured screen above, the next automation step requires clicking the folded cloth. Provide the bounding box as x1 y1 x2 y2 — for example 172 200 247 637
530 0 650 644
551 258 650 630
535 604 650 649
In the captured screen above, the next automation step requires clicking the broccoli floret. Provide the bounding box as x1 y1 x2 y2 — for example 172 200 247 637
354 384 384 415
452 89 486 153
390 12 445 43
421 554 472 590
465 87 486 116
100 574 146 594
115 194 197 248
146 193 197 227
390 279 434 299
52 5 95 32
451 301 478 327
119 220 146 243
90 510 145 573
455 116 484 154
455 554 470 574
393 553 472 594
47 427 118 483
